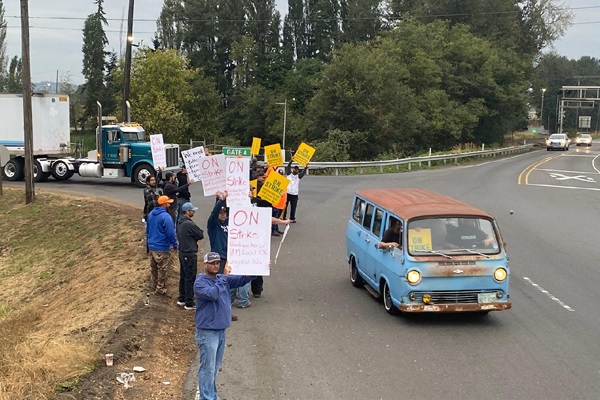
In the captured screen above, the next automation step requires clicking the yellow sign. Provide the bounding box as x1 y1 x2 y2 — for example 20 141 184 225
264 143 284 167
251 137 261 155
292 142 315 167
257 170 290 205
250 179 258 198
408 228 432 252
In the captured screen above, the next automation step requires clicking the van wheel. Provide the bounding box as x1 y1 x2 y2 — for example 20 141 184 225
383 281 400 315
350 259 364 288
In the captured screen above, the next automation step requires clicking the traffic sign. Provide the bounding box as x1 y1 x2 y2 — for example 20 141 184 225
222 147 251 157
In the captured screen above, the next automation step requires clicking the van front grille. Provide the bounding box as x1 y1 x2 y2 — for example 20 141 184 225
410 290 500 304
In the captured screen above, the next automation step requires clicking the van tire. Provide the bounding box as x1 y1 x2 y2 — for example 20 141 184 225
383 281 400 315
350 259 364 288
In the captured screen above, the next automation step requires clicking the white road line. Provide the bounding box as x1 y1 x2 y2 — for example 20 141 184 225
523 276 574 311
461 152 531 168
537 168 600 175
560 154 597 157
526 183 600 192
592 154 600 175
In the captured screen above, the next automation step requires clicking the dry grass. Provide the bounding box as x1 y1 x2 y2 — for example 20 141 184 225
0 188 148 400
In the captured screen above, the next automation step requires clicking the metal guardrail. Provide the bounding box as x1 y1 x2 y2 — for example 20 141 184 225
306 144 534 175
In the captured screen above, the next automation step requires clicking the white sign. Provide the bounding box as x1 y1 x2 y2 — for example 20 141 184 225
579 116 591 129
149 134 167 169
200 154 226 196
226 158 251 207
227 207 271 276
181 146 205 182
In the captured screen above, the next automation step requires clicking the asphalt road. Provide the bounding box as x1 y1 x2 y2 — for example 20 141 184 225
9 144 600 399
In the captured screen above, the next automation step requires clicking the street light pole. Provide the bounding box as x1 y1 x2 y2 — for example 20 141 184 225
122 0 135 123
540 88 546 132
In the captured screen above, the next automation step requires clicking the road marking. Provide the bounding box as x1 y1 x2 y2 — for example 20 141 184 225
461 152 531 168
593 154 600 175
547 172 595 182
523 276 574 311
537 168 600 175
518 155 557 185
526 183 600 192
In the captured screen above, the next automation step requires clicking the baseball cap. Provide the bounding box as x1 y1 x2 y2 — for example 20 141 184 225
181 202 198 212
219 206 228 213
157 195 174 205
204 252 221 263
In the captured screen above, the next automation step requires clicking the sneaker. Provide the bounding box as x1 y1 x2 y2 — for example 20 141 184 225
271 231 280 237
176 301 185 307
237 302 251 309
231 314 238 321
184 305 196 310
252 292 261 298
290 219 296 223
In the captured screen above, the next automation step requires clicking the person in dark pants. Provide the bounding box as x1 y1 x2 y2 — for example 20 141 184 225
176 165 192 223
161 171 192 224
176 202 204 310
282 159 308 222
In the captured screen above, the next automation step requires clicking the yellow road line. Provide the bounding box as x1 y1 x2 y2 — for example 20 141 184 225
517 155 557 185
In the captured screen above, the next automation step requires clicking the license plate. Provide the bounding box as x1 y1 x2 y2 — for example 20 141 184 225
478 293 496 303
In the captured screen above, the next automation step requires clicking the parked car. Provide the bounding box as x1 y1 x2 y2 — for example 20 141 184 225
575 133 593 147
546 134 570 151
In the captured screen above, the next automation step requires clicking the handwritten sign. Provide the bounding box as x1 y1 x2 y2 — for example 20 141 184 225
408 228 432 252
149 134 166 169
226 158 251 207
251 137 261 155
292 142 315 167
257 169 290 205
264 143 284 167
180 146 205 182
199 154 226 196
227 207 271 276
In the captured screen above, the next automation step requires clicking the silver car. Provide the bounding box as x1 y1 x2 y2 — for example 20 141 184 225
575 133 593 147
546 134 570 151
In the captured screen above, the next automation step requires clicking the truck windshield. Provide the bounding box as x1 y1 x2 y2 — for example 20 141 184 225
122 131 146 142
407 217 500 256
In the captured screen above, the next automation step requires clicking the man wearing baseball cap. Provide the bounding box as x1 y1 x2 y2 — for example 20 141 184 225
176 202 204 310
194 252 256 400
147 195 178 294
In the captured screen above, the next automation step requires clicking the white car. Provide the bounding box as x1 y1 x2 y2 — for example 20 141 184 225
546 134 570 151
575 133 593 147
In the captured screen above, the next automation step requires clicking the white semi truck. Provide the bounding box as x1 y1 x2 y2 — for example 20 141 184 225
0 93 180 187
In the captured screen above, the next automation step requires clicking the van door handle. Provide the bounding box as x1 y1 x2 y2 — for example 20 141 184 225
365 238 370 243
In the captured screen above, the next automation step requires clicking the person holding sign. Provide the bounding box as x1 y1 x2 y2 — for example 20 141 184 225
194 252 257 400
283 158 308 223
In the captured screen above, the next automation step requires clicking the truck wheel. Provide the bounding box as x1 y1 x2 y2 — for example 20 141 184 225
133 163 155 188
51 160 74 180
2 158 24 181
33 160 50 182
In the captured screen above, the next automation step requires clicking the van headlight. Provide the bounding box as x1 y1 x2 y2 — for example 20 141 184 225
494 268 507 282
406 270 421 285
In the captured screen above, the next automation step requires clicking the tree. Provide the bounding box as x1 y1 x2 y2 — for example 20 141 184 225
5 56 22 93
155 0 185 50
113 49 220 144
0 0 7 91
81 0 109 123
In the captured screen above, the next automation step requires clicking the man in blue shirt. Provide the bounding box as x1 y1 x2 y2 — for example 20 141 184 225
147 195 178 295
194 252 256 400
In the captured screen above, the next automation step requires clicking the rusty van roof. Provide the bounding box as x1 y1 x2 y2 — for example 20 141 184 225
355 188 494 221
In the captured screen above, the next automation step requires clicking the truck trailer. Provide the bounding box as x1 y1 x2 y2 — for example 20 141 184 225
0 93 180 187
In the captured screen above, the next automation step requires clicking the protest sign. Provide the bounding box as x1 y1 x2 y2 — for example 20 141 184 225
264 143 284 167
249 179 257 198
226 157 251 207
227 207 271 276
199 154 226 196
149 134 167 169
257 169 289 205
180 146 205 182
251 137 261 155
292 142 315 167
274 224 291 264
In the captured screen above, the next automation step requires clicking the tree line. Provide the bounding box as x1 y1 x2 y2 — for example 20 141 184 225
1 1 598 160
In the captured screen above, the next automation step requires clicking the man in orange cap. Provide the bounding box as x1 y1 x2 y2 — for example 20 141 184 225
147 195 178 294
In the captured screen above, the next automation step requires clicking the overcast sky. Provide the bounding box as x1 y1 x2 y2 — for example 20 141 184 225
3 0 600 85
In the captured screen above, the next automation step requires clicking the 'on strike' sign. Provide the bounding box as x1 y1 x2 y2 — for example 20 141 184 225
149 134 167 169
227 207 271 276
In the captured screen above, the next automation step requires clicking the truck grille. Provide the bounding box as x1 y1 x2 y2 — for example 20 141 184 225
165 147 179 168
410 290 500 304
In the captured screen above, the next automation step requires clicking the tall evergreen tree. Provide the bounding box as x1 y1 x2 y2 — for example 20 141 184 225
81 0 109 121
6 56 22 93
156 0 185 50
340 0 383 44
0 0 7 91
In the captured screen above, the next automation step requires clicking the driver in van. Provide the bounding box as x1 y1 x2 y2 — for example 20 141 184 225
446 219 495 248
378 218 402 251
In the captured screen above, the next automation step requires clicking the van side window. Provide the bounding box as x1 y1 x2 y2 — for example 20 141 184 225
363 204 374 230
372 208 384 237
352 198 365 224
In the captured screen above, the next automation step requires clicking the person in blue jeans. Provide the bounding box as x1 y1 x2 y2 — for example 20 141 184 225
194 252 256 400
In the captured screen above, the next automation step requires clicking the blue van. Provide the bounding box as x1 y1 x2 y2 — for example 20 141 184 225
346 188 511 314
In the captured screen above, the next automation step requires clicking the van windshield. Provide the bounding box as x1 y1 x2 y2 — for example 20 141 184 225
407 217 500 256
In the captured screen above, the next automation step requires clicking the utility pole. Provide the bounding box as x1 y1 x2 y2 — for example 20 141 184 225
122 0 135 122
55 70 59 93
20 0 34 204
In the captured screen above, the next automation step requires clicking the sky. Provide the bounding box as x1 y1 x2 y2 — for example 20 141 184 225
2 0 600 85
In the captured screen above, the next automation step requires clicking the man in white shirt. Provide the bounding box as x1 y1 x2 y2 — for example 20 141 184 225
283 159 308 223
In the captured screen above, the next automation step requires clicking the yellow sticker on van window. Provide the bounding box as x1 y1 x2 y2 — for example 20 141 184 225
408 228 432 252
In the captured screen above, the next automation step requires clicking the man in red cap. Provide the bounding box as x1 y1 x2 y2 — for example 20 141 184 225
147 195 178 294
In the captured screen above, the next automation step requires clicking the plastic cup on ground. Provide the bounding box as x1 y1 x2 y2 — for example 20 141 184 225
105 353 114 366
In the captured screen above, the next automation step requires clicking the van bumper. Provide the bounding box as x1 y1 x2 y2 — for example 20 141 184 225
399 302 512 313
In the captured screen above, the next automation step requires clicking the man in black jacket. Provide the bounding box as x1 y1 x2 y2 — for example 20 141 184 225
161 171 192 224
176 202 204 310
